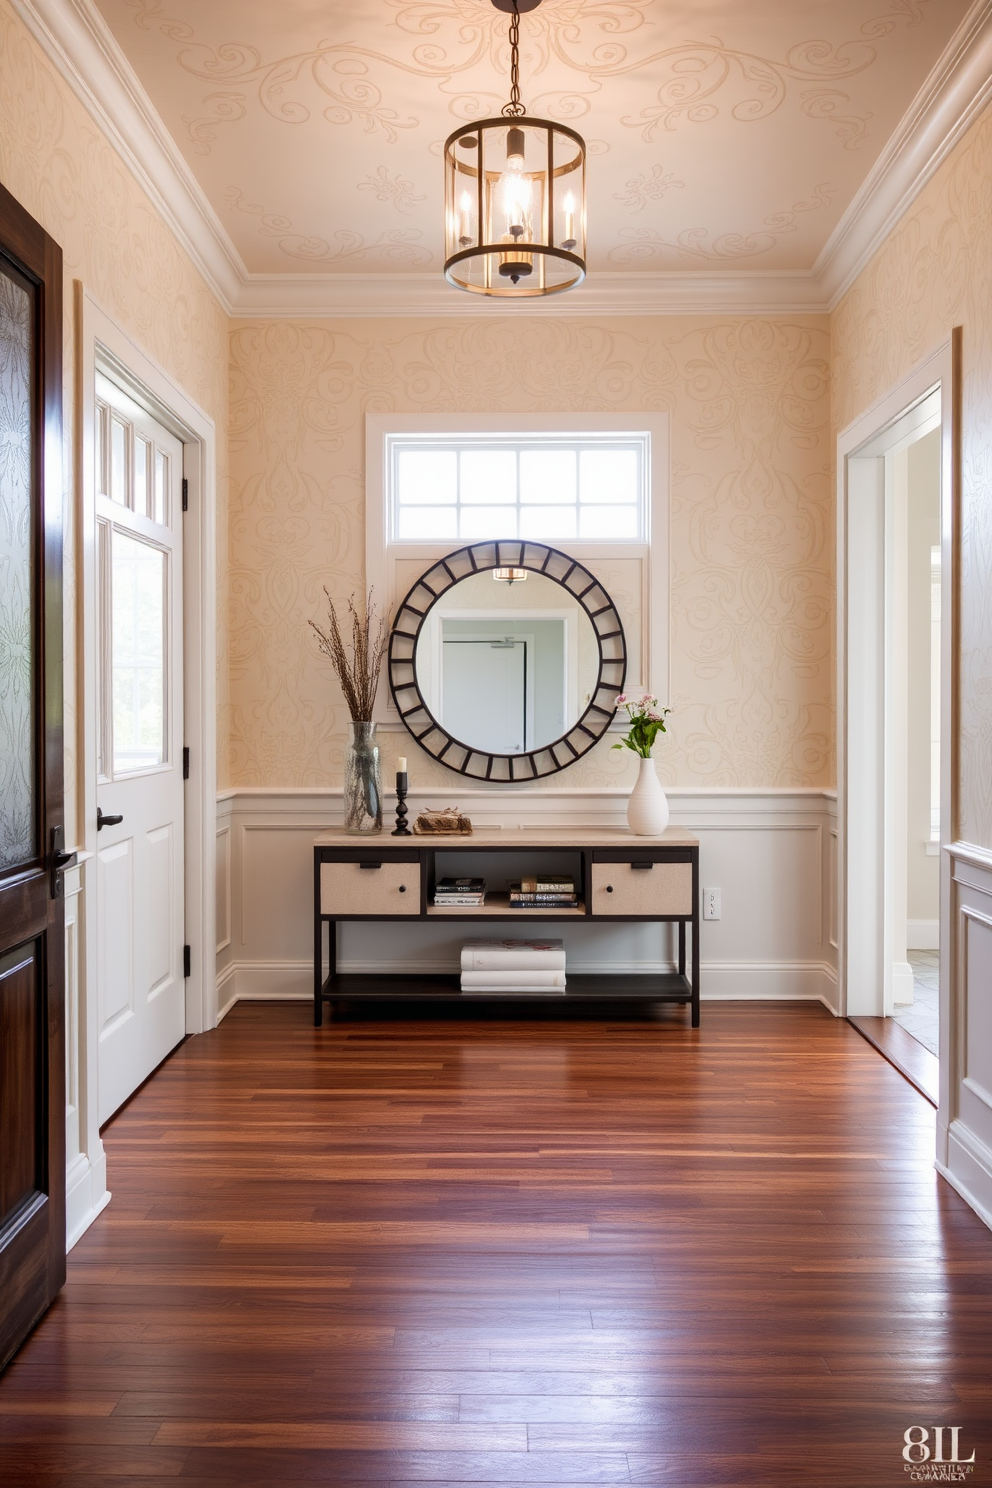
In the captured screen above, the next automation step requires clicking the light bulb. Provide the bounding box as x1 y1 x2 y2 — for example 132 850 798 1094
562 192 576 251
458 190 473 246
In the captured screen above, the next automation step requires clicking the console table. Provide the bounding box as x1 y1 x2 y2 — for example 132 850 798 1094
312 827 700 1026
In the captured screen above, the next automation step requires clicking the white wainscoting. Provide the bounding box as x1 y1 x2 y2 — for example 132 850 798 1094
937 842 992 1232
216 787 838 1018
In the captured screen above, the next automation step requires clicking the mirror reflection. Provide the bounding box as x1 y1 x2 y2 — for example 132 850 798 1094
414 569 599 754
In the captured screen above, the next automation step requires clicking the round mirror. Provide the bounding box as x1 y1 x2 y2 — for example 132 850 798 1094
389 542 626 782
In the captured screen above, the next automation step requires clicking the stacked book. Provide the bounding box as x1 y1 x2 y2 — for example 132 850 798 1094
460 939 567 994
508 875 578 909
434 876 486 907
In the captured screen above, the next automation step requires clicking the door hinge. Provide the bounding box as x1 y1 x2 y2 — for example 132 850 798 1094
182 477 188 512
183 746 190 779
183 945 191 979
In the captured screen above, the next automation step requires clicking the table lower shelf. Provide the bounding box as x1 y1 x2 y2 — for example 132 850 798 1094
319 972 692 1004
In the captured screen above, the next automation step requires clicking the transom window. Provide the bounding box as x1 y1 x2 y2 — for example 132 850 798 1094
388 433 647 544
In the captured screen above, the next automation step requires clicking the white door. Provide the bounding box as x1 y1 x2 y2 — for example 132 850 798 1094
442 640 527 752
95 372 185 1123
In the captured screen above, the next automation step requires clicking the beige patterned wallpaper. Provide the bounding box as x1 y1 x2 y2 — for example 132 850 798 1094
228 314 832 790
0 0 229 833
833 100 992 850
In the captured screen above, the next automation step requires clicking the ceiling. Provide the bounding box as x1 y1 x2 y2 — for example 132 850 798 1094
90 0 972 284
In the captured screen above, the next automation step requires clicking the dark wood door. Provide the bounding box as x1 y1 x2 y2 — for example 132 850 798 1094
0 182 66 1371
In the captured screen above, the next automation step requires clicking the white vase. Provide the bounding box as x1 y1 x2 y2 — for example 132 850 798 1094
627 755 670 836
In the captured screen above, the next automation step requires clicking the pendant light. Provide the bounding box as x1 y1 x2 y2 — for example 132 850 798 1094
443 0 586 298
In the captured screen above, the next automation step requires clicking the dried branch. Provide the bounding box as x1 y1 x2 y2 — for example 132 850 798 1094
310 588 388 721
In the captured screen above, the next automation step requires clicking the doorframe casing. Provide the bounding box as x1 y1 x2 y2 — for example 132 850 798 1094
71 285 217 1244
836 333 959 1163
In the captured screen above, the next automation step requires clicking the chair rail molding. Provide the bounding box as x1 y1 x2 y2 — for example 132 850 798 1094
11 0 992 317
216 786 838 1021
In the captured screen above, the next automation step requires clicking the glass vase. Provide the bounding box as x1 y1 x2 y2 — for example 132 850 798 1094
344 721 382 834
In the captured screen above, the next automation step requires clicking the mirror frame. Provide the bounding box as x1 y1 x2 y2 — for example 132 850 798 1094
389 541 627 781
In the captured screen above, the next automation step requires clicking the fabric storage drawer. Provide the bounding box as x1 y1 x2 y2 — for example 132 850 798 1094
591 859 693 916
320 859 419 915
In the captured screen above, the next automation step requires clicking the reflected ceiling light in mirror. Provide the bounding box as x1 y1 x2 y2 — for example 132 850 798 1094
493 567 528 583
443 0 586 298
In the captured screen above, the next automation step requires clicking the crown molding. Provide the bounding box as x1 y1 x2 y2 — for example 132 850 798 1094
232 269 828 319
10 0 245 311
10 0 992 321
816 0 992 309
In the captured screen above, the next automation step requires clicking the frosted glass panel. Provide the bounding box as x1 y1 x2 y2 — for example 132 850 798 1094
391 435 647 542
113 532 166 773
520 449 576 504
0 267 36 871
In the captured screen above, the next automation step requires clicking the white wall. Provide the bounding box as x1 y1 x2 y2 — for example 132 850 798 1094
216 787 838 1014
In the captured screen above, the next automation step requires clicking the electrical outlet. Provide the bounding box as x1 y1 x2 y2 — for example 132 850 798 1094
703 887 721 921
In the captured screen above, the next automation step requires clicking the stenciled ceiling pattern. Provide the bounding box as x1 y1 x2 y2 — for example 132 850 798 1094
93 0 971 276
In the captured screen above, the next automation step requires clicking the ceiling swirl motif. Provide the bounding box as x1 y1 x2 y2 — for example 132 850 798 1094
225 190 432 266
98 0 967 277
122 0 930 146
608 186 836 264
614 165 685 213
358 167 426 215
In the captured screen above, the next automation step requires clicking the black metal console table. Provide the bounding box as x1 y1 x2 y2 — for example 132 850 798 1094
312 827 700 1026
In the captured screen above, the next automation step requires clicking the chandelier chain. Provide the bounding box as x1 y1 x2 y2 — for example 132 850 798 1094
501 0 525 118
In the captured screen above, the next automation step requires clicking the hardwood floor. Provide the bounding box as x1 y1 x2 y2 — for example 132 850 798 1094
2 1000 991 1486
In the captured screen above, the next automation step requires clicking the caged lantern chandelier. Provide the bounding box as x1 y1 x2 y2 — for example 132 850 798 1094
443 0 586 298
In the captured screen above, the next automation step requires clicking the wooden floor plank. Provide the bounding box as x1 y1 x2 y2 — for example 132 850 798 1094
1 1001 990 1486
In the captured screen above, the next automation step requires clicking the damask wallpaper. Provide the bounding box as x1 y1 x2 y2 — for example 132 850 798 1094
0 0 229 829
228 314 832 791
833 100 992 850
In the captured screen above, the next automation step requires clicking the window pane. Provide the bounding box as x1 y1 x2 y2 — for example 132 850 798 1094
460 505 519 539
579 504 639 539
520 449 576 504
397 507 458 540
112 531 166 773
460 449 516 503
153 449 168 525
95 403 108 497
580 447 639 508
134 436 150 518
110 417 128 505
520 506 577 540
398 449 456 505
0 266 37 869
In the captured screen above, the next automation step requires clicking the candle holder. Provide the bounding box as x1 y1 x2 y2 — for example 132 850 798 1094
392 771 412 836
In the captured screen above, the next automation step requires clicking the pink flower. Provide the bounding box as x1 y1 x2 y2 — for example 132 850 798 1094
614 694 628 706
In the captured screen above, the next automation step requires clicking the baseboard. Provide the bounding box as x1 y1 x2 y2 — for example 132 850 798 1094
907 918 940 950
215 958 840 1013
937 1120 992 1235
892 959 915 1006
65 1151 111 1252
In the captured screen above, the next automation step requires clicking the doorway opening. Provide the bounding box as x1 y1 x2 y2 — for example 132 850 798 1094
838 342 954 1112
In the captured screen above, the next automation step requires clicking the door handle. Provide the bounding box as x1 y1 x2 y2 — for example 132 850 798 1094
631 861 654 871
50 825 77 899
359 861 382 870
97 807 124 831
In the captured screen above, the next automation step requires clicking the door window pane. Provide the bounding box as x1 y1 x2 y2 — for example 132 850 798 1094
112 531 166 773
134 436 150 518
110 417 128 506
0 267 36 870
153 449 168 525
